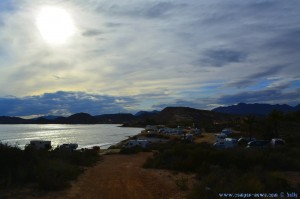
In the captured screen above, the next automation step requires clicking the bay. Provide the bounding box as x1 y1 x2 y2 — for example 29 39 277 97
0 124 143 149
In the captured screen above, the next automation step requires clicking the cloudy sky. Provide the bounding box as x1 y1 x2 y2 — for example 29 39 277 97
0 0 300 116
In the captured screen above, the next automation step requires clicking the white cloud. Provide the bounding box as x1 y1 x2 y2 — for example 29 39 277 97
0 0 299 113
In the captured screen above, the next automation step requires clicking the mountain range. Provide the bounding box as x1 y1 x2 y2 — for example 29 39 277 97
213 103 300 116
0 103 299 125
0 107 234 125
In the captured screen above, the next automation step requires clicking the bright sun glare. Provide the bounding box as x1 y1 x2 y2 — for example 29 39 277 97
36 6 75 45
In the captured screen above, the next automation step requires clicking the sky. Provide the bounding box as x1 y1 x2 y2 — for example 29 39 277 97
0 0 300 116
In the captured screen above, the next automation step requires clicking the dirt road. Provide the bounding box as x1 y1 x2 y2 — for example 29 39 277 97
28 152 189 199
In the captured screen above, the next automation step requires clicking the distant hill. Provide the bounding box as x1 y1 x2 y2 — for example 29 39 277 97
38 115 60 120
64 113 97 124
0 107 237 126
153 107 235 126
94 113 135 124
213 103 300 116
0 116 27 124
135 110 159 117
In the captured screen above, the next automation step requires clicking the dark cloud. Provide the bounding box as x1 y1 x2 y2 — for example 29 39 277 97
218 88 300 105
142 2 186 18
105 22 124 27
227 65 283 88
82 29 103 37
0 91 138 116
201 1 283 25
265 29 300 53
200 49 247 67
97 2 187 19
248 65 283 79
226 79 255 89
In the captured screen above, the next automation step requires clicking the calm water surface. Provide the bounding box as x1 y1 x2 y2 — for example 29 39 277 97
0 124 143 149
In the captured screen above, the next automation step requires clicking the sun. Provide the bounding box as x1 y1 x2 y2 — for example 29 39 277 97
36 6 75 45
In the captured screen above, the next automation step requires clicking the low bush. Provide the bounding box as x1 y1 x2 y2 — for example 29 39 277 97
144 142 300 197
119 146 150 154
144 143 300 172
188 170 293 199
0 144 100 191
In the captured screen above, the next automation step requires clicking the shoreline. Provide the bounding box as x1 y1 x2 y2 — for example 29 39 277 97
0 124 143 151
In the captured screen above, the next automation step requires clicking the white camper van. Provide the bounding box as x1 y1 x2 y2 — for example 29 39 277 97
124 140 149 148
213 138 238 149
60 143 78 151
215 133 227 142
221 129 232 135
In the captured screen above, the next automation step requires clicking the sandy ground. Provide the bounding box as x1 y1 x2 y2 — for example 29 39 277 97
15 152 194 199
194 132 215 144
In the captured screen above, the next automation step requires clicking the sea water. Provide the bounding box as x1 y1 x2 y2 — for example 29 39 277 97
0 124 143 149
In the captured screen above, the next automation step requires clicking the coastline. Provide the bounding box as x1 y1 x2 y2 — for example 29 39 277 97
0 124 143 150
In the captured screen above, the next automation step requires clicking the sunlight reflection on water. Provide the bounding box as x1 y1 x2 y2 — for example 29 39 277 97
0 124 142 149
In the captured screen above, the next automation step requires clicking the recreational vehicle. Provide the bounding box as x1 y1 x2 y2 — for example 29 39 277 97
124 140 150 148
29 140 51 150
215 133 227 142
221 129 232 135
60 143 78 151
213 138 238 149
270 138 285 147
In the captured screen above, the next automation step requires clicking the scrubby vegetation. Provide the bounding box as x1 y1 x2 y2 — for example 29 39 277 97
144 111 300 198
0 144 100 191
147 142 299 170
119 144 152 154
139 110 300 198
144 142 300 198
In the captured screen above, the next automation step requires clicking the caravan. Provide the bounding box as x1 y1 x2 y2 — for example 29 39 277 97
213 138 238 149
221 129 232 135
124 140 150 148
215 133 227 142
60 143 78 151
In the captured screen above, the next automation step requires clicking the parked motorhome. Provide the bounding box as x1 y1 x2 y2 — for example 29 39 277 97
238 137 256 146
270 138 285 147
60 143 78 151
176 126 184 134
182 134 194 142
221 129 232 135
215 133 227 142
145 125 157 132
213 138 238 149
190 128 202 135
159 127 183 135
124 140 150 148
29 140 51 150
247 140 269 148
